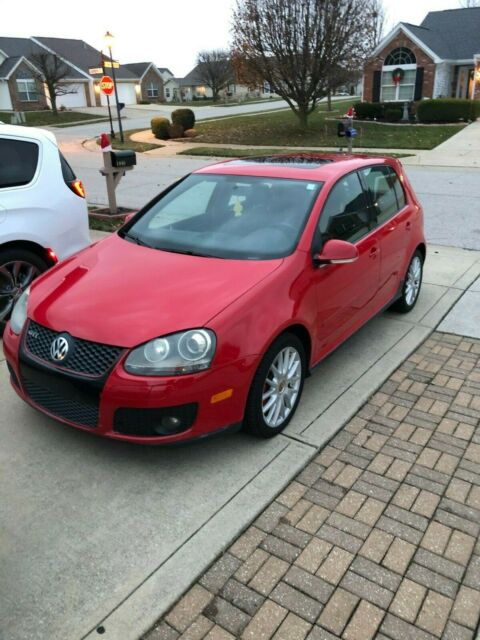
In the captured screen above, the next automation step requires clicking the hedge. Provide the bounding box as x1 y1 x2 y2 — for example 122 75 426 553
169 123 184 139
417 99 480 123
171 108 195 131
385 107 402 123
151 117 170 140
353 102 385 120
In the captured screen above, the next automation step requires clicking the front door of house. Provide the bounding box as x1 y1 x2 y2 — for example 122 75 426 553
456 67 472 98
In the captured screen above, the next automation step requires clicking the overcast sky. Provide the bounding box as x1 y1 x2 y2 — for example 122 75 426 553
0 0 468 76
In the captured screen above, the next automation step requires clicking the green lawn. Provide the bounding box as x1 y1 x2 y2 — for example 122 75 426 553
177 146 412 159
194 103 465 150
0 110 103 127
95 128 163 153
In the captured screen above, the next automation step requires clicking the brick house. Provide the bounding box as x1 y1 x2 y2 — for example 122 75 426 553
124 62 165 102
0 36 170 111
363 7 480 104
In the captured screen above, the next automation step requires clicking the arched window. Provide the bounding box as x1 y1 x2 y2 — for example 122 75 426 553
381 47 417 102
384 47 416 66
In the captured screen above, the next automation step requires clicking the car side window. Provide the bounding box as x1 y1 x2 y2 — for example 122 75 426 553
0 138 39 189
360 166 401 226
389 167 406 209
319 172 370 244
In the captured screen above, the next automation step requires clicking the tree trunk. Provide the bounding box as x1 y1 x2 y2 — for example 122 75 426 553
48 84 58 116
327 89 332 111
212 89 219 103
296 107 309 131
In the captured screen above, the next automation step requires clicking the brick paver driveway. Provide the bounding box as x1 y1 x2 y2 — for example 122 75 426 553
148 331 480 640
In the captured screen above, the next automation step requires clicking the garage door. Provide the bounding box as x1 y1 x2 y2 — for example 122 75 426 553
56 84 88 108
101 82 137 106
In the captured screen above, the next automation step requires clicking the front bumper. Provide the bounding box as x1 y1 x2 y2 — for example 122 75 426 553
3 323 257 444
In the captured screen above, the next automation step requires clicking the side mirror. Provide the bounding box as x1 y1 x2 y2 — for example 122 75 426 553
313 239 359 266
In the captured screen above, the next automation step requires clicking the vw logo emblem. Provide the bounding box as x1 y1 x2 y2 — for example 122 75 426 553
50 336 69 362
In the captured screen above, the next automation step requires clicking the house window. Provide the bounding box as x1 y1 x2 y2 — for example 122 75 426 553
147 82 158 98
263 81 270 94
381 68 416 102
165 88 171 98
381 47 417 102
16 79 38 102
384 47 416 66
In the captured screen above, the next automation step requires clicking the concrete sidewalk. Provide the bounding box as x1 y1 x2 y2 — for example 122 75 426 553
147 330 480 640
402 120 480 169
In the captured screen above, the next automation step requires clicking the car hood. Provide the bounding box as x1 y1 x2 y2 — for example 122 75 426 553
29 233 283 347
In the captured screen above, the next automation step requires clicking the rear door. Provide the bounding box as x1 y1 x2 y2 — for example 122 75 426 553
312 171 380 354
359 164 411 306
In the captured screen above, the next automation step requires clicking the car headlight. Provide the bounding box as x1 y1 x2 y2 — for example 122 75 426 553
125 329 216 376
10 287 30 335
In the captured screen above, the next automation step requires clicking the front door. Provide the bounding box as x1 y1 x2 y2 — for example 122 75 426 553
312 171 380 358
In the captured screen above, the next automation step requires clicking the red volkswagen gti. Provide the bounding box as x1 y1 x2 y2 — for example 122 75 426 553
3 154 425 444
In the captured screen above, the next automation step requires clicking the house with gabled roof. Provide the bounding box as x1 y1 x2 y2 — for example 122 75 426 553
124 62 165 102
363 7 480 104
0 35 171 111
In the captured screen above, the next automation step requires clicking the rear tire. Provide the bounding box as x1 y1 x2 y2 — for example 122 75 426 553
391 249 423 314
0 248 48 331
244 333 306 438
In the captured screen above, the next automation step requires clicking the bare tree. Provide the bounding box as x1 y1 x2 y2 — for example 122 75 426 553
460 0 480 6
232 0 381 129
29 52 76 116
195 50 235 102
371 0 386 48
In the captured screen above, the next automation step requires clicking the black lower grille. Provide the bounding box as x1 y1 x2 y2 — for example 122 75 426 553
22 378 99 428
114 404 197 436
25 321 123 377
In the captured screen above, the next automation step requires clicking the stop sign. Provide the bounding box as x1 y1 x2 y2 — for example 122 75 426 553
99 75 114 96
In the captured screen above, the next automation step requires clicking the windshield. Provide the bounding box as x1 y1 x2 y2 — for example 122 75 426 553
122 173 323 260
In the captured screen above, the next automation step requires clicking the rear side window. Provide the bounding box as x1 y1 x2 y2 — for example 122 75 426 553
319 172 371 244
0 138 39 188
360 165 404 226
390 168 406 209
59 152 76 183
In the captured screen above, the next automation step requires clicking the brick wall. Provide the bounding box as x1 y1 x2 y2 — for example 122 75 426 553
7 61 48 112
140 68 164 102
363 31 435 102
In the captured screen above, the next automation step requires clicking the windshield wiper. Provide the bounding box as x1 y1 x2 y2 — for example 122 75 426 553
160 248 224 259
123 233 156 249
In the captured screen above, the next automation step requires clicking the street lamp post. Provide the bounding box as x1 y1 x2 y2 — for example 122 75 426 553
101 51 115 139
104 31 124 143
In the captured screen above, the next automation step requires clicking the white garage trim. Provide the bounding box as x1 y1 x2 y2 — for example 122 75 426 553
101 82 137 106
0 80 12 110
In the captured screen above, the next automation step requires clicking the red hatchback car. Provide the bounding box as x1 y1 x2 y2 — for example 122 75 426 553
3 154 425 444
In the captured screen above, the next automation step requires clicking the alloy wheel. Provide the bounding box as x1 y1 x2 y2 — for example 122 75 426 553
0 261 39 322
262 346 302 428
405 256 422 306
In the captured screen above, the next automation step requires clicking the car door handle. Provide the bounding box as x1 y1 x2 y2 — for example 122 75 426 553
406 221 412 231
369 246 379 259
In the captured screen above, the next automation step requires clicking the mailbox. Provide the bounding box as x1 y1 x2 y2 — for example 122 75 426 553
110 150 137 168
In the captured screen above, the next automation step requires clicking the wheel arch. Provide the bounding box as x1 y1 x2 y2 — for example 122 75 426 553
416 243 426 262
0 240 56 267
274 323 312 373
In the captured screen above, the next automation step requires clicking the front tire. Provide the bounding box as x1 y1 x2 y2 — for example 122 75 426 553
0 248 48 331
392 249 423 314
244 333 306 438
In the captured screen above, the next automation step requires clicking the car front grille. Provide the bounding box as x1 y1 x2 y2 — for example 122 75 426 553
25 321 123 377
22 378 99 428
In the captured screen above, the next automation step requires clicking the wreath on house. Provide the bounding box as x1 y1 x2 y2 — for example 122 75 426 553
392 68 405 86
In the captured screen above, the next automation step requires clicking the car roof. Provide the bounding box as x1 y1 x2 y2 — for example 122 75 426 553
195 153 392 182
0 124 57 146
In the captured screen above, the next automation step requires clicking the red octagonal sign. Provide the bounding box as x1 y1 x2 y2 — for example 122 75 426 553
99 75 114 96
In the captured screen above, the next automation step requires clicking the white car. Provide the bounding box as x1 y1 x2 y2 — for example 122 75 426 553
0 124 90 327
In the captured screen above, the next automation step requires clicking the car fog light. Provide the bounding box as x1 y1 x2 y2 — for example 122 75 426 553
161 416 181 429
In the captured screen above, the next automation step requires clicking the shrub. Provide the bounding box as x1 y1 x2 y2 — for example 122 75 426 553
354 102 384 120
417 98 480 123
139 99 150 105
151 117 170 140
171 108 195 130
169 123 184 139
385 107 403 122
184 128 198 138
